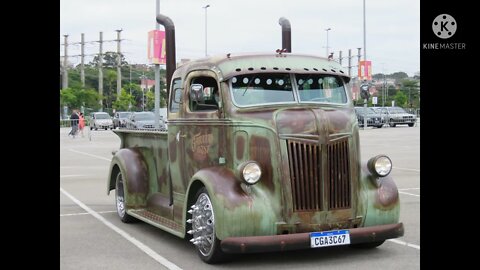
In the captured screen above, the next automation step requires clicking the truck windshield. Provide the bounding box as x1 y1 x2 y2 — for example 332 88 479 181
230 73 347 106
230 73 295 106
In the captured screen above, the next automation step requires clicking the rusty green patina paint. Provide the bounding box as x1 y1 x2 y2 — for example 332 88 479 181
107 53 400 243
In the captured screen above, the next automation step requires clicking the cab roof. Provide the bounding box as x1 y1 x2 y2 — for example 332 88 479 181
173 53 350 83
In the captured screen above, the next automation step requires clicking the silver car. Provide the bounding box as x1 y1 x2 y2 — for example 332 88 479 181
113 111 132 129
372 107 417 127
126 112 166 130
90 112 113 130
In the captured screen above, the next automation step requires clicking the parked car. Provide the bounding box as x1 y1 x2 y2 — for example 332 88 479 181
113 111 132 129
354 107 385 128
372 106 417 127
89 112 113 130
125 111 166 130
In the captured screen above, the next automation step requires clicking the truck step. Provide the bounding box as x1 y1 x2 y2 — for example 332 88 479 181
129 209 184 237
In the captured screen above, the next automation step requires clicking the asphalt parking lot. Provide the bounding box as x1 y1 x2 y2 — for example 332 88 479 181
60 125 419 270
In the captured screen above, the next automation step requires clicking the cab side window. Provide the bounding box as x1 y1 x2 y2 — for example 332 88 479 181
189 76 219 112
170 78 183 113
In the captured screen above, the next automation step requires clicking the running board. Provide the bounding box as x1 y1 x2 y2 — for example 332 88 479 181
128 209 185 238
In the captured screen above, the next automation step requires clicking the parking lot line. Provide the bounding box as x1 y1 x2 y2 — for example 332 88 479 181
67 148 112 161
398 191 420 197
60 174 86 178
60 187 183 270
60 210 116 217
398 188 420 191
387 239 420 250
393 166 420 173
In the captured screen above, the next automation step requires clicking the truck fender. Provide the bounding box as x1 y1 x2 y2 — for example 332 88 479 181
360 161 400 227
184 167 277 239
107 148 149 207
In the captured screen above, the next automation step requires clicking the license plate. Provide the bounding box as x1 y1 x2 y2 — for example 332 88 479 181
310 230 350 248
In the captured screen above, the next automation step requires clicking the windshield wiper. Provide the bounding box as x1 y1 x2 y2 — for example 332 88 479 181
242 75 255 96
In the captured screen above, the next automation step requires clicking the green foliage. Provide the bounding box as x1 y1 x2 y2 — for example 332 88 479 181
88 52 128 68
146 90 155 111
60 87 101 110
112 89 135 111
394 91 407 107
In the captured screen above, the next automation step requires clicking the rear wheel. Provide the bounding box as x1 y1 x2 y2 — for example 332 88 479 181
188 187 229 264
350 240 385 249
408 123 414 127
115 171 136 223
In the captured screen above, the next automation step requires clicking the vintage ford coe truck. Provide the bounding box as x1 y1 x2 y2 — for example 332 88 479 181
107 14 404 263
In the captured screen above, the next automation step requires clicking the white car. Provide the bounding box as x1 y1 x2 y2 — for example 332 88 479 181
90 112 113 130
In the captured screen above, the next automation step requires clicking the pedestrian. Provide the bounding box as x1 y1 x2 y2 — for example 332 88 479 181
78 112 85 137
68 110 79 138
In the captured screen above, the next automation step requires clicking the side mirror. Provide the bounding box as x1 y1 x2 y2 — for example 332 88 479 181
190 84 204 102
173 87 183 103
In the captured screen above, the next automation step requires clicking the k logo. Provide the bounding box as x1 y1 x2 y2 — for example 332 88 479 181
432 14 457 39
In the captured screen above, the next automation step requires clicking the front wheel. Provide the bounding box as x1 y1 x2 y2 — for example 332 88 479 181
115 171 136 223
408 123 414 127
389 120 396 127
189 187 229 264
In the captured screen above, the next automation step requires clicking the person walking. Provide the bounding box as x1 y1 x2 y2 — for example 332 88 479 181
78 112 85 137
68 110 79 138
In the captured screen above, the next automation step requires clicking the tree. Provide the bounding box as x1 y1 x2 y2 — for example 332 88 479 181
394 91 407 107
60 87 102 111
88 52 128 68
400 79 420 108
145 89 155 111
389 72 408 80
112 89 135 111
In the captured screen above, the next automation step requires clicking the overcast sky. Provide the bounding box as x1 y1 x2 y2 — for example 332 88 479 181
60 0 419 77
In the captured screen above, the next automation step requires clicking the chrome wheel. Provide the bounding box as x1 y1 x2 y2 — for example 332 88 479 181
115 171 135 223
189 192 215 257
115 173 126 218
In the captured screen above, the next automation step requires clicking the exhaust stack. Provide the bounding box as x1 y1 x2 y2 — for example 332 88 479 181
156 14 176 96
278 17 291 52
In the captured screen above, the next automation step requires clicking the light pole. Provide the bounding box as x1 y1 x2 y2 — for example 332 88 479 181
363 0 367 61
325 28 331 57
203 4 210 56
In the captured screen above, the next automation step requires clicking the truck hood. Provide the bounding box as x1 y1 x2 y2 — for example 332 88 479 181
233 106 356 139
274 107 355 140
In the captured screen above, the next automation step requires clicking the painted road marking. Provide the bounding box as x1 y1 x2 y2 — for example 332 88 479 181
68 148 112 161
60 210 116 217
393 166 420 173
60 187 183 270
388 239 420 250
399 191 420 197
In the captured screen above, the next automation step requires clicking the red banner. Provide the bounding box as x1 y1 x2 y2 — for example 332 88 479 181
148 30 166 64
358 60 372 81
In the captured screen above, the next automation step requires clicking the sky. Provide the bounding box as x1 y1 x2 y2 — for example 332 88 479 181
60 0 420 77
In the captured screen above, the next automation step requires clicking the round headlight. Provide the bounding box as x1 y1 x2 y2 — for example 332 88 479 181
241 162 262 185
368 155 392 177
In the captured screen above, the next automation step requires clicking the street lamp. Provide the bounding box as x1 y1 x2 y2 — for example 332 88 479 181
363 0 367 61
203 4 210 56
325 28 331 57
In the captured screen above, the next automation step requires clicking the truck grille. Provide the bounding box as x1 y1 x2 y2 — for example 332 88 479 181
327 139 351 210
287 138 351 211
